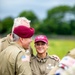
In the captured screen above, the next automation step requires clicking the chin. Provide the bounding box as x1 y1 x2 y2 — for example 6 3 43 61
24 47 29 50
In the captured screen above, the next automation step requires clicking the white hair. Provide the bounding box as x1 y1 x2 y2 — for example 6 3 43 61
12 17 31 33
13 17 31 27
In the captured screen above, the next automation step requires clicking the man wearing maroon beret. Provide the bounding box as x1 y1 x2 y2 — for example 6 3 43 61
0 17 34 57
0 25 35 75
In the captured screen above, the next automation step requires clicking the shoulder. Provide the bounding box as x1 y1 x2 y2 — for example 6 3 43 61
0 37 7 42
67 48 75 54
0 37 7 46
1 34 10 43
3 44 22 62
49 55 60 62
31 56 37 63
67 48 75 59
48 55 56 60
31 56 36 60
0 37 7 52
5 44 22 55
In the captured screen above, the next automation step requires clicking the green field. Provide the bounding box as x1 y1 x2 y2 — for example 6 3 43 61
31 39 75 59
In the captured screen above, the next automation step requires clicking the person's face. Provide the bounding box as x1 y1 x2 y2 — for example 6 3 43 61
35 41 48 54
20 37 32 49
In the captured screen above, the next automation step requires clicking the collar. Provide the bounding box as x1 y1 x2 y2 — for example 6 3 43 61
10 42 26 52
36 53 50 63
7 34 13 44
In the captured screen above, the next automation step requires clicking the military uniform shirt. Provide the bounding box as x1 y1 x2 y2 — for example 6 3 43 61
30 54 58 75
0 42 32 75
0 34 12 52
0 34 34 57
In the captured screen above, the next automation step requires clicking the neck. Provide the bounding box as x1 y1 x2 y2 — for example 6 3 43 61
16 40 23 47
37 53 47 59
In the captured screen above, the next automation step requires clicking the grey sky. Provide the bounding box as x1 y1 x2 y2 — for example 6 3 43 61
0 0 75 20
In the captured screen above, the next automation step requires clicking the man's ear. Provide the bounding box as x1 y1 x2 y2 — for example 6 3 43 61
19 37 23 43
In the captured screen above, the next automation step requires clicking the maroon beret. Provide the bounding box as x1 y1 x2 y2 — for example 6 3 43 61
13 25 35 38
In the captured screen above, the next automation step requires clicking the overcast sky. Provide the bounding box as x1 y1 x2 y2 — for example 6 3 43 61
0 0 75 20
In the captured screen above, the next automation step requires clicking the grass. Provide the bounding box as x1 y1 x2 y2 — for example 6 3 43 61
31 39 75 59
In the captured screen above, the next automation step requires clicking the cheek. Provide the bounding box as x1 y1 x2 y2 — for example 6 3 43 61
45 45 48 49
46 46 48 50
22 42 26 46
22 41 30 49
24 40 32 46
22 40 27 46
43 46 48 51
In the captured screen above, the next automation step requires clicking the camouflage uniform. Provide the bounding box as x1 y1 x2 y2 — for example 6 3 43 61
30 54 58 75
0 42 32 75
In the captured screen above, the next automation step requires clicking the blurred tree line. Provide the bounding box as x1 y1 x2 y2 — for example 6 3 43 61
0 5 75 35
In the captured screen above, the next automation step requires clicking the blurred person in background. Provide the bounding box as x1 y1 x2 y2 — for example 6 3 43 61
61 63 75 75
0 17 34 57
30 35 59 75
0 25 35 75
61 48 75 75
48 48 75 75
67 48 75 58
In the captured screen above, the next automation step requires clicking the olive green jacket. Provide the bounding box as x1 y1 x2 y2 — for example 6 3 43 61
30 54 58 75
0 34 34 56
0 42 32 75
0 34 12 52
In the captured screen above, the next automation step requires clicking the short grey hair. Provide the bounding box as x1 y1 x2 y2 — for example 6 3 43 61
12 33 20 41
